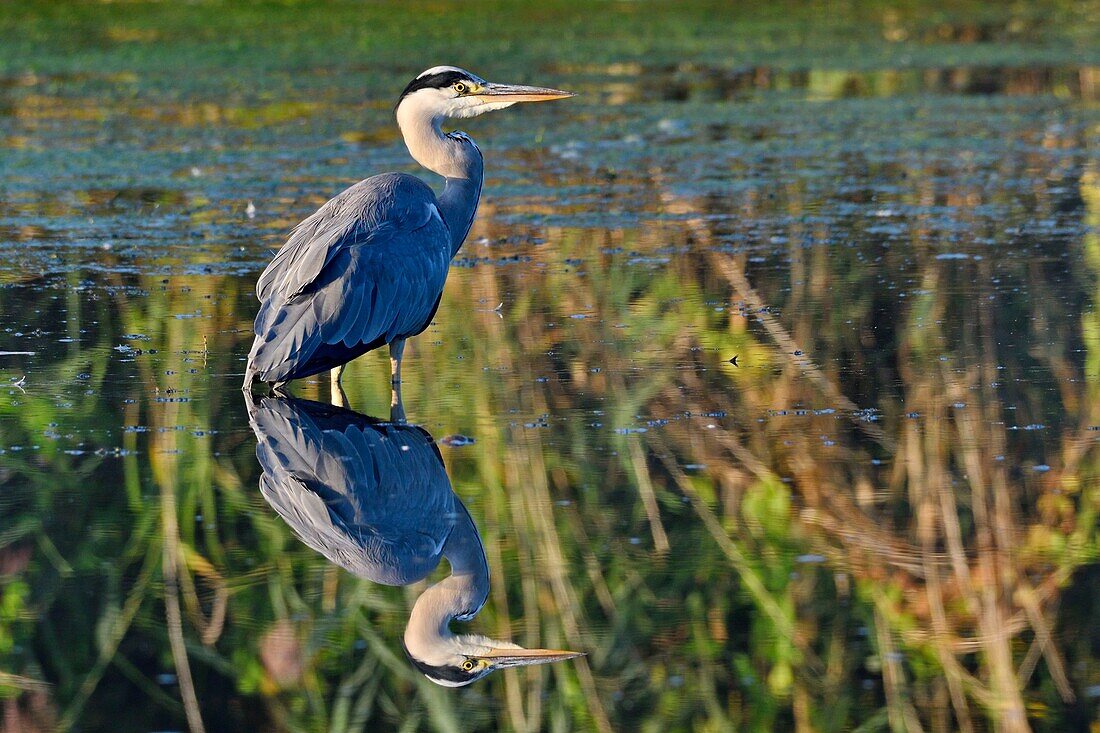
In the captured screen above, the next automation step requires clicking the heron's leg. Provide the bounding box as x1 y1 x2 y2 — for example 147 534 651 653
390 385 407 424
330 378 348 409
389 339 406 386
389 339 406 424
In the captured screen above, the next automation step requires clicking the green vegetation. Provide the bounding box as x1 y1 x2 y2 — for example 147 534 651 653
0 1 1098 731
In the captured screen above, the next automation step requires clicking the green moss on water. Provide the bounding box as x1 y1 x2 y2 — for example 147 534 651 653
2 0 1099 103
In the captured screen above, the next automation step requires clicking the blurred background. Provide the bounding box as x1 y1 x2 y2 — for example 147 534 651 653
0 1 1098 731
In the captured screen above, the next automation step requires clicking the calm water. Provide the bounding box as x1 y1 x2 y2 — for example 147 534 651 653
1 2 1099 731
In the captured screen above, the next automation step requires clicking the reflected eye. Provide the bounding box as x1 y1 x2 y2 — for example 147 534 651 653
461 659 476 672
453 82 468 94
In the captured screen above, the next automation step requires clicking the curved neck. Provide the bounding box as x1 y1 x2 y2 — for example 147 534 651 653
395 104 484 257
403 502 489 657
439 174 482 258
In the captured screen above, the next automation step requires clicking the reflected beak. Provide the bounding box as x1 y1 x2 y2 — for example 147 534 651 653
479 647 585 669
475 82 575 104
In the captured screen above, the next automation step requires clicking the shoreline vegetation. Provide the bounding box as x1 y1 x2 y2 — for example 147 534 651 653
0 1 1097 730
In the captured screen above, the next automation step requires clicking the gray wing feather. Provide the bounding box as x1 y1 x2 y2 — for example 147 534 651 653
328 282 364 346
247 172 451 383
256 173 437 302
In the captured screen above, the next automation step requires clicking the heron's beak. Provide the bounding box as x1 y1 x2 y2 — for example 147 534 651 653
479 646 585 669
475 82 575 104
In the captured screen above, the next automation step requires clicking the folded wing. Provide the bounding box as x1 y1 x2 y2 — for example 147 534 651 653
247 173 451 384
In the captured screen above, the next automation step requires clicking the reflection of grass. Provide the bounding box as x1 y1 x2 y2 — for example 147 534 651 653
0 130 1096 730
0 163 1097 729
0 3 1097 729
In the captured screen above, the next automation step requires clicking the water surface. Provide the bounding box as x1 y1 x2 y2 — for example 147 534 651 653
1 2 1098 731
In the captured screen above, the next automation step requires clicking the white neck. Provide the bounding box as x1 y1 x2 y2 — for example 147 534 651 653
395 99 484 256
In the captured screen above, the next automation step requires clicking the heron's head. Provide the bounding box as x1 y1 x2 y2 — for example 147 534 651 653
403 633 584 687
396 66 573 121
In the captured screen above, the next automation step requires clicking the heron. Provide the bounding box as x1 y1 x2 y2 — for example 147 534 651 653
243 67 574 400
246 393 583 686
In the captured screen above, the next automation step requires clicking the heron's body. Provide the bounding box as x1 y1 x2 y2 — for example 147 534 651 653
243 67 571 391
245 173 457 385
246 393 581 686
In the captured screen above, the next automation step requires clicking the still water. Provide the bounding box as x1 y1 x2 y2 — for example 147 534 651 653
1 1 1099 731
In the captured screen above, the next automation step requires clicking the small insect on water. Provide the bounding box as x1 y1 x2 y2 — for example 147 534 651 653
728 355 739 367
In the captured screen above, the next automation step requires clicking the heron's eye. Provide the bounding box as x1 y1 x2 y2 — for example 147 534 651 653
461 659 476 672
453 82 468 94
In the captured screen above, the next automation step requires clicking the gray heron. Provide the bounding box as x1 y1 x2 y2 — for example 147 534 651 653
246 393 583 686
243 67 573 398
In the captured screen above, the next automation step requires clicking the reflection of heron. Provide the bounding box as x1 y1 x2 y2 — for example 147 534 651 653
243 67 573 397
246 394 582 686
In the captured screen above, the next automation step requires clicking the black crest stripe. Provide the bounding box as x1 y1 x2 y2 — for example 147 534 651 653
401 640 475 684
398 71 469 101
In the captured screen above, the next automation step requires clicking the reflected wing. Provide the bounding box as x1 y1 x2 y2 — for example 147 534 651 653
248 173 451 383
247 395 455 585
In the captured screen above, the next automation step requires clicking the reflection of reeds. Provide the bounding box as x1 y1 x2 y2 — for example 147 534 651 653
160 455 207 733
491 315 614 733
644 164 1097 731
3 123 1097 732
